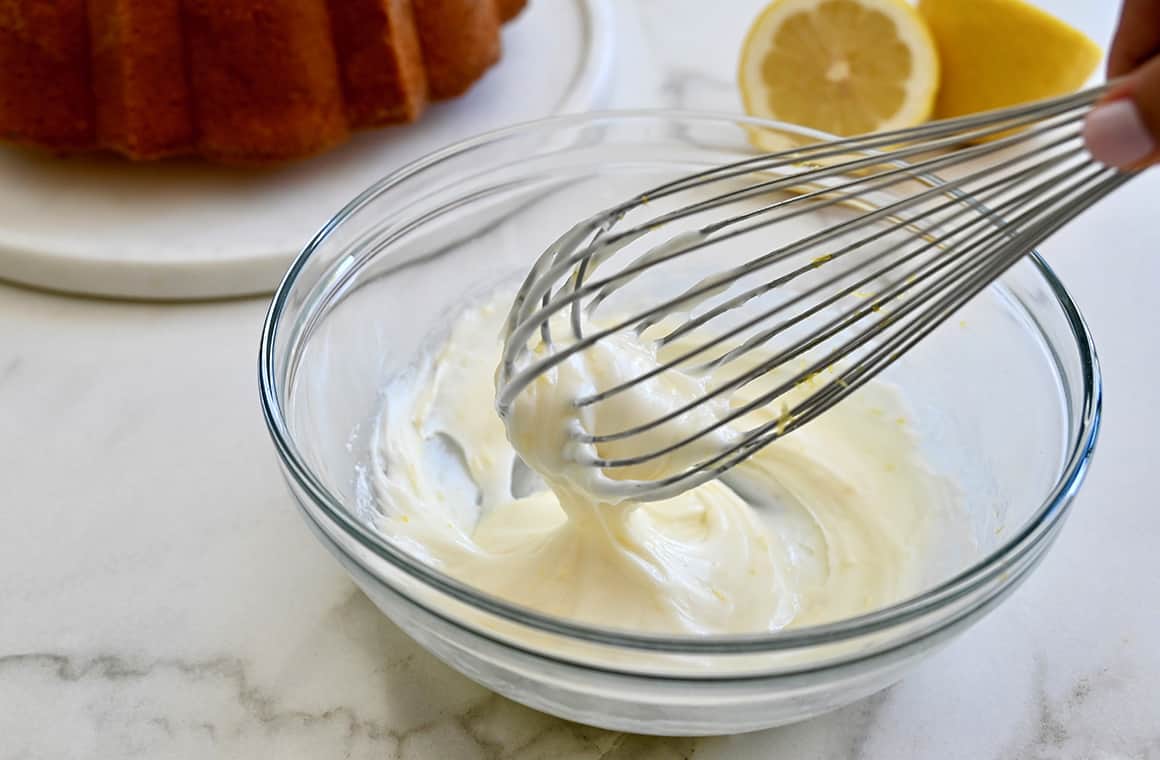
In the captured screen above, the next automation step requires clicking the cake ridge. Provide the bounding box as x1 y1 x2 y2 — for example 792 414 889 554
0 0 527 163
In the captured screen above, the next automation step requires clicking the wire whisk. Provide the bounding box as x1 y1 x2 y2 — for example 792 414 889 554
497 85 1134 501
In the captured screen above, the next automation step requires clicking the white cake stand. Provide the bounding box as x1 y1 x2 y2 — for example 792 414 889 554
0 0 614 300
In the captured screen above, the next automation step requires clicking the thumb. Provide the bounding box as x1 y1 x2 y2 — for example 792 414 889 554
1084 59 1160 169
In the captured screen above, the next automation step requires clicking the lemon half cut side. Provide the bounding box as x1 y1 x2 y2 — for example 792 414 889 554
739 0 940 139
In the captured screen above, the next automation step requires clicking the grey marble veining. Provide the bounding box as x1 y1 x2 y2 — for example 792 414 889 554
0 356 21 384
2 1 1159 758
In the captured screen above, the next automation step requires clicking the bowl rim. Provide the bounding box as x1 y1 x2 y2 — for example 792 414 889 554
258 109 1102 656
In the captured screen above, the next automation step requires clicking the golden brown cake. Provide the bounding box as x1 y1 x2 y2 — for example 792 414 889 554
0 0 525 163
328 0 428 127
494 0 527 22
0 1 95 150
412 0 501 99
89 0 195 159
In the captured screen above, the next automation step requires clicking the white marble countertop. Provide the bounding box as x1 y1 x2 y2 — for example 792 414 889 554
2 1 1158 757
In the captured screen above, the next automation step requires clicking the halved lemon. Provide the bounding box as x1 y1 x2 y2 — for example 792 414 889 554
738 0 940 138
918 0 1101 120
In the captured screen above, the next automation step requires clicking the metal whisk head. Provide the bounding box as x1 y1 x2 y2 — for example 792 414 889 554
497 86 1133 501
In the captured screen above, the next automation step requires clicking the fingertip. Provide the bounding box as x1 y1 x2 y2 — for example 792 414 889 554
1084 98 1156 169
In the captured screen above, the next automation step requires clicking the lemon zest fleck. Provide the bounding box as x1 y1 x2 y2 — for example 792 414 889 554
776 403 794 435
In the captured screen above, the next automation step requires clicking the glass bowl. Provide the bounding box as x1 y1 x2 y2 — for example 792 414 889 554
258 113 1100 735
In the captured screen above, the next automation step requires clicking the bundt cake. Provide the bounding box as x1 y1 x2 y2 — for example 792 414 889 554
0 0 526 163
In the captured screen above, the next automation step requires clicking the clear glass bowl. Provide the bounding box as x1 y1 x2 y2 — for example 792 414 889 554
258 113 1100 735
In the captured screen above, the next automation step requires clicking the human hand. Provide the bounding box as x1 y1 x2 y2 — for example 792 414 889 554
1084 0 1160 168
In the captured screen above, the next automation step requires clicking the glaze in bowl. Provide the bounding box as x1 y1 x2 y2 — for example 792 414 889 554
259 112 1099 735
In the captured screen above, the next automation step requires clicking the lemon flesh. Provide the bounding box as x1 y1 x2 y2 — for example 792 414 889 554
918 0 1102 119
739 0 939 137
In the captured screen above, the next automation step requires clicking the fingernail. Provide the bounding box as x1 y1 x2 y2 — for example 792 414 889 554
1084 99 1155 168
